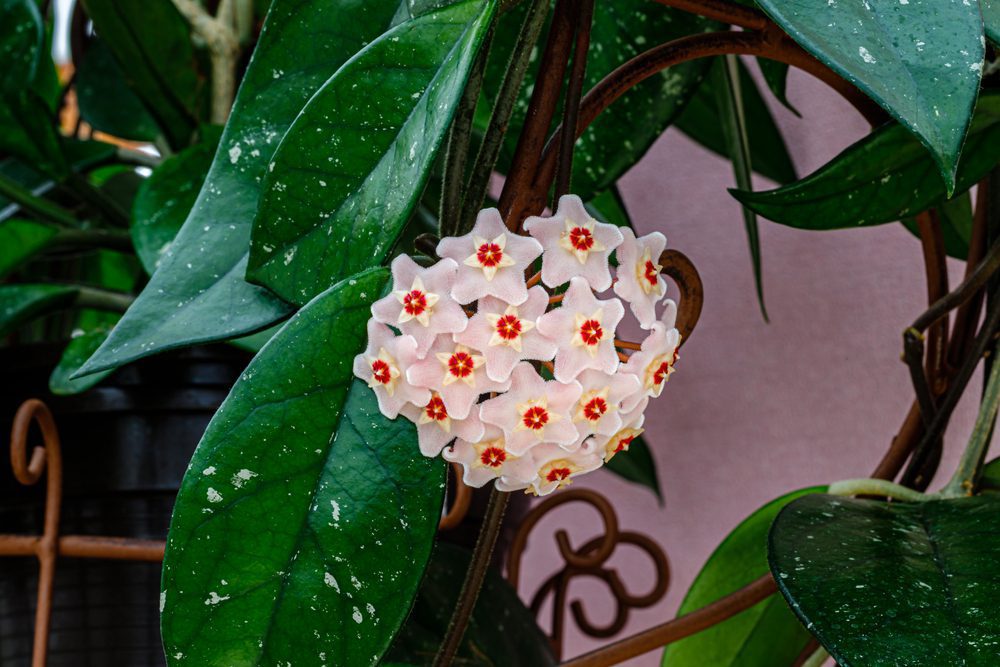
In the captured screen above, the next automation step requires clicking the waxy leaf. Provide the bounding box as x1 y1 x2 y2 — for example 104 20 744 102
662 487 822 667
161 268 446 665
248 0 495 306
0 284 79 337
604 435 662 501
77 0 410 378
732 92 1000 230
75 39 161 143
980 0 1000 45
755 0 984 190
387 543 556 666
0 219 59 279
769 494 1000 666
0 0 43 95
49 326 115 395
901 191 973 260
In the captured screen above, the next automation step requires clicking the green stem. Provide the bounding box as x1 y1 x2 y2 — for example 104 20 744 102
828 478 930 502
800 647 830 667
460 0 550 230
74 286 134 313
64 172 130 228
0 174 78 227
432 488 510 666
55 227 135 252
943 337 1000 497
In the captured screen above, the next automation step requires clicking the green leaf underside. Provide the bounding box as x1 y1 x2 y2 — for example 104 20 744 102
603 435 662 500
386 543 556 666
662 487 823 667
481 0 719 201
675 58 797 185
756 0 983 191
769 494 1000 666
49 326 116 395
131 130 220 275
76 0 413 378
161 268 446 666
901 191 973 260
980 455 1000 492
0 219 59 280
248 0 496 306
0 284 79 338
75 38 161 142
732 92 1000 231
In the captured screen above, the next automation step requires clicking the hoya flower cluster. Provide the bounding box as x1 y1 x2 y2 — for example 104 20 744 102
353 195 680 495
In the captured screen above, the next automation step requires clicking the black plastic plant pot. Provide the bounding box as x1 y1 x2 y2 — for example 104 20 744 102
0 343 248 667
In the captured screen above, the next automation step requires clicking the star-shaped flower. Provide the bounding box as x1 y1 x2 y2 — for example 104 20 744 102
479 363 581 455
572 369 642 441
536 277 625 383
523 194 623 291
613 227 667 329
352 321 429 418
443 423 537 489
401 393 485 458
620 320 681 411
436 208 542 305
406 338 511 420
454 286 556 383
522 441 604 496
371 255 468 357
596 404 646 463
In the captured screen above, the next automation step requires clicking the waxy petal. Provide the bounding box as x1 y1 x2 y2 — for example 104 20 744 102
401 399 485 458
620 321 680 411
406 337 510 420
613 227 667 329
443 423 538 489
352 321 429 418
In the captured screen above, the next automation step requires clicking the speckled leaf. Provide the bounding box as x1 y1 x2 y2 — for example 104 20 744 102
0 0 43 95
161 268 446 666
662 487 823 667
131 129 220 274
0 219 59 279
980 0 1000 45
0 284 79 337
481 0 718 200
675 58 797 185
248 0 495 306
49 326 115 395
386 543 556 666
769 494 1000 666
732 92 1000 230
76 38 161 143
604 435 661 501
755 0 983 191
75 1 409 378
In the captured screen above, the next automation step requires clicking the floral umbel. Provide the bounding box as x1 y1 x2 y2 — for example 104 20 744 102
355 195 681 495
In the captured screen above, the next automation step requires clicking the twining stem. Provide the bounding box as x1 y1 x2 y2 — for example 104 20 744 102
74 286 134 313
553 0 595 202
432 489 511 666
0 175 78 228
648 0 769 30
943 337 1000 497
911 235 1000 335
526 271 542 287
615 339 641 351
827 478 930 503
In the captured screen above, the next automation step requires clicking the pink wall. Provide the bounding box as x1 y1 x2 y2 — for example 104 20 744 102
514 65 984 665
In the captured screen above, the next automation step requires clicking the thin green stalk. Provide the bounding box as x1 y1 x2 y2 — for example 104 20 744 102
800 647 830 667
440 23 494 237
74 286 134 313
55 227 135 252
828 478 930 503
64 172 130 228
0 174 78 227
943 337 1000 497
460 0 550 230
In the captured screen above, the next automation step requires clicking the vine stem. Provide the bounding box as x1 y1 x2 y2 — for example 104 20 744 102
74 286 134 313
553 0 595 202
943 337 1000 497
0 175 78 227
172 0 240 123
432 488 511 666
827 478 930 503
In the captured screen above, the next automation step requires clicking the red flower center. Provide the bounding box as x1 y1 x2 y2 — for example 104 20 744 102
579 319 603 346
522 406 549 430
476 242 504 268
582 396 608 422
653 361 671 386
643 260 659 287
546 467 571 482
447 351 475 378
403 290 428 316
480 447 506 468
371 359 391 385
495 314 523 340
614 434 636 454
568 226 595 251
425 396 448 421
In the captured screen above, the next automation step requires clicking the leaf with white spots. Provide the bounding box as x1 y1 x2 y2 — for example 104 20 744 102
769 494 1000 665
161 268 445 665
247 0 496 306
755 0 984 191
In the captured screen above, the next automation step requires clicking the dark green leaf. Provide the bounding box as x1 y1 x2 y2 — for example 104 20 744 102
161 268 446 665
981 0 1000 45
676 58 797 185
386 542 556 666
49 326 115 395
757 59 798 117
769 494 1000 666
662 487 822 667
0 0 43 95
76 1 412 378
131 130 220 274
481 0 718 200
585 186 633 229
733 92 1000 230
0 219 59 279
603 435 661 501
76 38 161 142
80 0 199 148
248 0 496 306
0 284 79 337
901 192 974 260
980 455 1000 492
756 0 983 190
